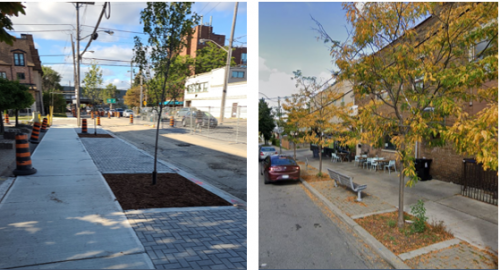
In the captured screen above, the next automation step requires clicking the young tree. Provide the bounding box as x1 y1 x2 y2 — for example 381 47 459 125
133 2 199 185
316 2 498 227
291 70 347 175
282 93 308 160
82 62 103 135
195 42 236 74
258 98 275 145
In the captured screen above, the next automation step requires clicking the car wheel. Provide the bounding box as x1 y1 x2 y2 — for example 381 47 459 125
264 176 270 185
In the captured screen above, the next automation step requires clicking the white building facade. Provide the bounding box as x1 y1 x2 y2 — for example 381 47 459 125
184 66 247 119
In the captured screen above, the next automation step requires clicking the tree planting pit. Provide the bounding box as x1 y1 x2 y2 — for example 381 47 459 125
103 173 231 210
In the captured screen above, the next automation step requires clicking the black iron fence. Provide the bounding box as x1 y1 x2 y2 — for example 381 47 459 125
462 159 498 205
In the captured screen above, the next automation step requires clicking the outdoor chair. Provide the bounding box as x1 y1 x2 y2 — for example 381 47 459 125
370 159 379 171
331 153 341 163
384 160 397 174
363 158 373 169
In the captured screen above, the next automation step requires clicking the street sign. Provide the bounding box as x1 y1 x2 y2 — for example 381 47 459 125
107 98 116 104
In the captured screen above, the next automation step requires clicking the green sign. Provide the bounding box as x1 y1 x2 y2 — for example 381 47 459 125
107 98 116 104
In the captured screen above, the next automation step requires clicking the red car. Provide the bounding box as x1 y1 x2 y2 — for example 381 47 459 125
261 155 300 184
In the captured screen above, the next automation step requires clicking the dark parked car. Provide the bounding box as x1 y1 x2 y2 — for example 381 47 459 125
115 108 124 116
261 155 300 184
181 110 217 128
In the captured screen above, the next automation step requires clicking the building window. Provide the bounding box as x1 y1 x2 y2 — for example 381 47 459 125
17 73 25 80
241 53 247 65
0 72 6 79
231 71 245 78
14 53 25 66
384 134 397 150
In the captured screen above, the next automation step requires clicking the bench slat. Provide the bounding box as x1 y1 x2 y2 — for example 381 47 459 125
327 168 367 201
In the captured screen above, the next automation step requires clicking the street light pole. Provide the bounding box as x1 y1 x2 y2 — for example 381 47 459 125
76 3 81 126
219 2 238 125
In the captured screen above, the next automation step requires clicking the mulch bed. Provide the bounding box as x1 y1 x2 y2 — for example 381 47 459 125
355 211 454 255
297 162 332 182
103 173 231 210
78 133 114 138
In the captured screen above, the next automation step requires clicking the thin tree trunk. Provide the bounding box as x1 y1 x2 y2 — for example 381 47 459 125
319 145 323 175
397 142 406 228
15 109 18 127
293 141 296 160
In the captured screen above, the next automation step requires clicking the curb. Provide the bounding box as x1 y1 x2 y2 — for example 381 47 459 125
100 128 247 210
300 178 411 269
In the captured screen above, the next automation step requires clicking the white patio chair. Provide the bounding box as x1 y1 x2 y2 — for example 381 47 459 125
354 156 360 166
384 160 397 174
331 153 341 162
363 158 373 169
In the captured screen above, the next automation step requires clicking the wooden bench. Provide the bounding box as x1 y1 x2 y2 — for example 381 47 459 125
327 168 367 202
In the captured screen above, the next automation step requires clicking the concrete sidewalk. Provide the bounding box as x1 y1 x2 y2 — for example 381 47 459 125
288 148 497 268
0 126 153 269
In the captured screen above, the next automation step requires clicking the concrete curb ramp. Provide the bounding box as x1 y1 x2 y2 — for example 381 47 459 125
0 126 154 269
300 179 412 269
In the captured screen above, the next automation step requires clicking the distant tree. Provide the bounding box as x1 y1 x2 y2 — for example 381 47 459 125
42 91 66 114
82 62 103 134
0 2 26 46
0 78 34 130
102 83 118 109
124 85 141 108
259 98 275 145
41 66 62 92
282 93 308 160
195 42 236 74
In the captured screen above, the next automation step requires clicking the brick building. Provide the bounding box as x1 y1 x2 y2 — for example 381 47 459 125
350 3 496 184
0 34 44 115
180 24 247 71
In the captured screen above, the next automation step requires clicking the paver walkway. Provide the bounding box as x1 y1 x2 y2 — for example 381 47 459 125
126 207 246 269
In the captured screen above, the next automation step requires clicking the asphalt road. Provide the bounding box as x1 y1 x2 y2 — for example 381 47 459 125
259 162 391 269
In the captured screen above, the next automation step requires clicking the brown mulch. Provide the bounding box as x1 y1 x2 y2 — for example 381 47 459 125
103 173 231 210
78 133 114 138
355 211 454 255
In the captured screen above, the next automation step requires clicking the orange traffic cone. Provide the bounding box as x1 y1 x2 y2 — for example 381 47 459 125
13 133 37 175
41 118 48 132
29 122 41 144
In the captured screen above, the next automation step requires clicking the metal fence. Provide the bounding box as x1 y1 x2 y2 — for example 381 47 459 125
462 159 498 205
132 105 247 144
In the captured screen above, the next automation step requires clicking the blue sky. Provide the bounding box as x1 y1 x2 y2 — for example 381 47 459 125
259 2 350 108
9 2 247 90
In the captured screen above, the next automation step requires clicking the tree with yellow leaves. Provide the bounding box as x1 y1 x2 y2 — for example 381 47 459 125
288 70 350 175
315 2 497 227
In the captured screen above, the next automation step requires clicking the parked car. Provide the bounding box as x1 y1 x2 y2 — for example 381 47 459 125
123 109 135 117
259 145 277 161
116 108 124 116
177 107 196 117
261 155 300 184
181 110 217 128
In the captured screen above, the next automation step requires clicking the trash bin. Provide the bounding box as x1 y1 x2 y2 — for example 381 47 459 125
415 158 433 181
312 148 319 158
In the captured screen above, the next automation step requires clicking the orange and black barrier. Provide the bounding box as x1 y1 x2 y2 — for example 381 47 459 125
170 116 174 127
97 116 101 126
81 119 88 134
4 114 9 124
41 118 48 132
130 114 133 125
29 122 41 144
13 133 37 176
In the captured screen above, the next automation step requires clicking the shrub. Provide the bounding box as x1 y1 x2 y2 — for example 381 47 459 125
411 199 428 233
388 219 396 228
